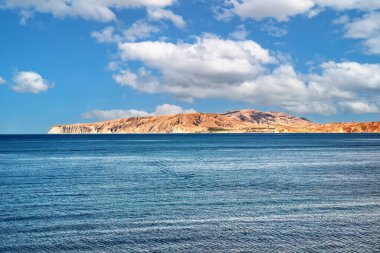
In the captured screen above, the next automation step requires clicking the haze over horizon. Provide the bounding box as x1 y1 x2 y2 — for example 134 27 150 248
1 0 380 133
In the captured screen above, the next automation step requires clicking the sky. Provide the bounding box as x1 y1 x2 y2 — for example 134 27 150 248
0 0 379 133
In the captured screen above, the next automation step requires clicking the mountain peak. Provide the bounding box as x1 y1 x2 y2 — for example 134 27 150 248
222 109 311 125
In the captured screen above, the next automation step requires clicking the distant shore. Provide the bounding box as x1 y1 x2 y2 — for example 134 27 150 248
49 109 380 134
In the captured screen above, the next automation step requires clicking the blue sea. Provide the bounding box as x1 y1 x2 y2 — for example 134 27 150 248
0 134 379 252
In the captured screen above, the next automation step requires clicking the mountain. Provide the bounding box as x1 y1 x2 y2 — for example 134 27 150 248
48 109 380 134
222 109 311 125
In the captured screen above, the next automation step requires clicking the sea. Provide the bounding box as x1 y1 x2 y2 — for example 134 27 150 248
0 134 379 252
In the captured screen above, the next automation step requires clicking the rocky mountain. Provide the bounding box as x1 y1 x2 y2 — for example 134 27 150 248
222 109 311 125
48 109 380 134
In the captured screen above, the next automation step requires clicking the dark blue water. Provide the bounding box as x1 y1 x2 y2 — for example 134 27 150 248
0 134 379 252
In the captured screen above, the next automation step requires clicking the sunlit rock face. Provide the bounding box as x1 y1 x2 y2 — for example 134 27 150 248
222 109 312 125
48 109 380 134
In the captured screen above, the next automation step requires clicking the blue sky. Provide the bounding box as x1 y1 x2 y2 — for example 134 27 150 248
0 0 379 133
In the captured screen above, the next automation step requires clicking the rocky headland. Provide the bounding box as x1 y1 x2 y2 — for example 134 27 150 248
48 109 380 134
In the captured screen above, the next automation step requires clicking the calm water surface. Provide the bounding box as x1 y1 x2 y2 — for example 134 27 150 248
0 134 379 252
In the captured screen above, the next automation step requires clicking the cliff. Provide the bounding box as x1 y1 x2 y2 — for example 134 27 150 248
48 109 380 134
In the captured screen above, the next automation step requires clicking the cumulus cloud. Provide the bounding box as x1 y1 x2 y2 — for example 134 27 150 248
231 0 315 22
113 68 160 93
11 71 51 93
223 1 380 54
116 34 275 89
339 101 379 114
111 34 380 114
82 104 196 120
148 8 186 28
308 61 380 91
122 20 160 42
343 12 380 54
213 5 235 21
313 0 380 11
228 0 380 21
117 34 276 90
91 26 116 43
154 103 196 115
1 0 175 22
91 20 160 44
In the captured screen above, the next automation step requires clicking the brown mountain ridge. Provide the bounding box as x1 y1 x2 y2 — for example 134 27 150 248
48 109 380 134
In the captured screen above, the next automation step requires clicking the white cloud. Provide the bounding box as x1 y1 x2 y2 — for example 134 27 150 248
117 34 276 90
116 34 275 94
91 20 160 45
82 109 150 121
288 61 380 113
91 26 116 43
0 76 6 84
122 20 160 42
314 0 380 11
148 8 186 28
289 61 380 114
11 71 51 93
308 61 380 91
113 68 160 93
1 0 176 22
343 12 380 54
155 103 196 115
111 35 380 114
82 104 196 120
213 5 234 21
339 101 379 114
282 101 337 115
231 0 315 22
224 1 380 54
228 0 380 22
229 25 249 40
241 65 307 104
